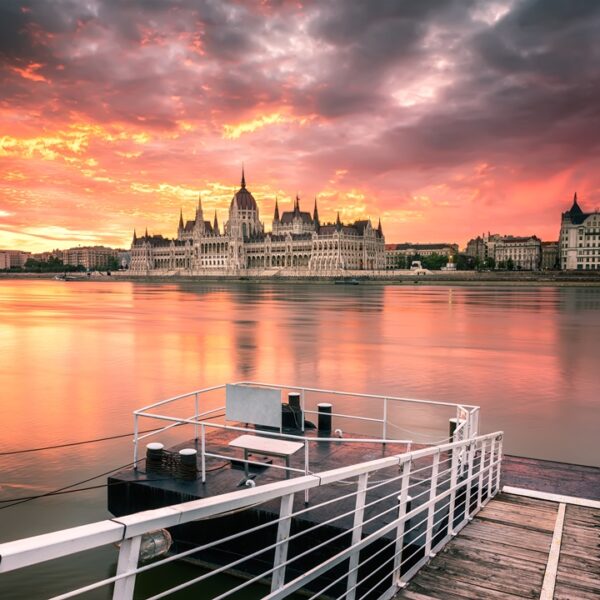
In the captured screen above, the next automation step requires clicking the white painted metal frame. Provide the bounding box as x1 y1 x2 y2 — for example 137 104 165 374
0 431 503 600
131 382 481 485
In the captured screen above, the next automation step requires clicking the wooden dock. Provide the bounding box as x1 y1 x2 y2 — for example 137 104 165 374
394 490 600 600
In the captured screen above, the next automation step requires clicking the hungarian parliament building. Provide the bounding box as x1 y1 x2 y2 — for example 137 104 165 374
129 171 386 274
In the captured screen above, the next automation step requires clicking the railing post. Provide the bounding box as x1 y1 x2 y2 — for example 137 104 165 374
447 442 459 536
394 458 412 586
495 435 503 494
346 473 369 600
425 450 440 557
487 437 496 501
464 441 476 523
194 392 199 441
300 388 305 433
113 535 141 600
477 440 487 510
201 423 206 483
133 414 139 470
270 493 295 592
304 440 310 504
382 398 388 442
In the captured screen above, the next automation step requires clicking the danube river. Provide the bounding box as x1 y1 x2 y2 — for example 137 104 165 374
1 279 599 598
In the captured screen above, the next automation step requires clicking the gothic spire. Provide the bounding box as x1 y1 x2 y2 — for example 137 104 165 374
377 217 383 235
178 208 184 229
241 164 246 189
145 227 149 238
313 196 319 224
213 210 219 234
336 211 342 230
294 194 300 212
132 229 137 243
570 192 583 215
274 197 280 221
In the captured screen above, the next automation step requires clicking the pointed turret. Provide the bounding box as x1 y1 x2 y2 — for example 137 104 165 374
241 165 246 189
178 208 184 229
294 194 300 212
377 218 383 235
213 211 219 234
144 227 149 239
570 192 583 215
132 229 137 244
195 194 204 232
273 197 280 221
313 197 320 227
336 211 342 231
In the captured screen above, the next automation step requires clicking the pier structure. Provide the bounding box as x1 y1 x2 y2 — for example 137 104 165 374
0 383 598 600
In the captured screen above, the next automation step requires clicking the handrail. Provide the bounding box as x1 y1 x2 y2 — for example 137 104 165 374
0 431 502 575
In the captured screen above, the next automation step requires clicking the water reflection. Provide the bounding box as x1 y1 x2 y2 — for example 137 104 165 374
1 280 600 598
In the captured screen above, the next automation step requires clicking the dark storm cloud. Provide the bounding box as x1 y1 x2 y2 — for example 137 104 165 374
2 0 600 178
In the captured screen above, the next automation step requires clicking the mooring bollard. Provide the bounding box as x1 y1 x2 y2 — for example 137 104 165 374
177 448 198 480
145 442 165 473
288 392 301 412
317 402 332 434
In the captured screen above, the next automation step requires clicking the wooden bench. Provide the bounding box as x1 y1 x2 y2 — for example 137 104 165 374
228 434 304 479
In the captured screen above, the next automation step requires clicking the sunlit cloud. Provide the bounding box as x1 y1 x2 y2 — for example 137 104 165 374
0 0 598 252
222 113 317 139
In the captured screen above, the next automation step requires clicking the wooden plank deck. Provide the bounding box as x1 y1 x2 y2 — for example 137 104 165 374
394 491 600 600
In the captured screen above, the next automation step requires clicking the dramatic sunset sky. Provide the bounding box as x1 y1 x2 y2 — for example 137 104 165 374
1 0 599 252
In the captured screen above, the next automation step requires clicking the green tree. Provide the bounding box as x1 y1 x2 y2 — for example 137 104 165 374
506 258 514 271
421 253 448 270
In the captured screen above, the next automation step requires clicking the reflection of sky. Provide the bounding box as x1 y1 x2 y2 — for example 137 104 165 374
1 281 599 470
2 2 600 251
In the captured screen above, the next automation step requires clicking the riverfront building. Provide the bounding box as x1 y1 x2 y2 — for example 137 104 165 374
0 250 31 269
559 194 600 270
494 236 541 270
33 246 119 270
466 233 542 270
129 171 386 274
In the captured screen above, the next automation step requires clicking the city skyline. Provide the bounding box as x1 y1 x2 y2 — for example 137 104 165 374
2 1 600 253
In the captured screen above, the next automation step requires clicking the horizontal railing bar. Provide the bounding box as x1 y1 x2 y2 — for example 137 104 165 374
202 451 306 475
303 410 384 424
134 413 413 445
235 381 479 409
134 384 226 413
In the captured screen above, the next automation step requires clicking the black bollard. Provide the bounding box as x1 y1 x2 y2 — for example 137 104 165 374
146 442 165 473
177 448 198 480
317 402 332 434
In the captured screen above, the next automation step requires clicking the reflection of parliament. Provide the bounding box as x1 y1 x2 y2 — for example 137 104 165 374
129 171 385 274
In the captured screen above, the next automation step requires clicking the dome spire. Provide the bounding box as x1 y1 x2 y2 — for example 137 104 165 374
241 164 246 189
294 194 300 212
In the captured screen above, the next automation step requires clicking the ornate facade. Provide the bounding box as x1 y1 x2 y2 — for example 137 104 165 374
560 193 600 270
129 172 385 274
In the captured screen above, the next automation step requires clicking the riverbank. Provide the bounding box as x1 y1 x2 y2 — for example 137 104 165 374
3 270 600 286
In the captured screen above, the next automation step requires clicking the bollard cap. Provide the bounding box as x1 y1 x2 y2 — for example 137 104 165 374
147 443 164 451
318 402 333 408
179 448 197 456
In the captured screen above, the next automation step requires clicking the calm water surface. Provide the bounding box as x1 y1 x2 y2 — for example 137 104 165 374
1 280 599 598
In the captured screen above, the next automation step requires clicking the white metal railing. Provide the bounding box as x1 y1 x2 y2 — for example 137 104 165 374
0 431 503 600
131 382 481 482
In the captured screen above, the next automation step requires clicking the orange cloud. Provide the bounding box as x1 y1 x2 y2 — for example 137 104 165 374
222 112 317 139
11 63 50 83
